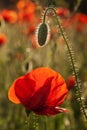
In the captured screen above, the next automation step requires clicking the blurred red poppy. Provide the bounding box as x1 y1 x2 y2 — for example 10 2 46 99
16 0 26 10
1 10 18 24
0 33 7 46
8 67 68 116
56 8 70 18
63 13 87 32
17 0 36 22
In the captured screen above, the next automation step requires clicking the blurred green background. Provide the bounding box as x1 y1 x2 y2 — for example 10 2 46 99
0 0 87 130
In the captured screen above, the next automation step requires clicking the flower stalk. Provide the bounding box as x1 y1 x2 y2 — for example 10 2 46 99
25 115 30 130
43 7 87 120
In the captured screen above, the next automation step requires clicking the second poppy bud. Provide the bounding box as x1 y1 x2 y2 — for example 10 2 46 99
67 76 76 89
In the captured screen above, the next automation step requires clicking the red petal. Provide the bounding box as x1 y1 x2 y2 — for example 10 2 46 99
15 77 36 107
26 77 53 110
45 74 68 106
8 77 23 104
33 106 68 116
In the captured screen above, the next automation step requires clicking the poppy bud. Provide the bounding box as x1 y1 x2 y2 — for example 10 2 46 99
67 76 76 89
36 23 50 47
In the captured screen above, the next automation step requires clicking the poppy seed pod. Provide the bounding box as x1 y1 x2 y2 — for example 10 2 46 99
36 23 50 47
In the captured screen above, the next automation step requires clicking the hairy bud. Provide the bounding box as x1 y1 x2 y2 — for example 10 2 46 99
36 23 50 47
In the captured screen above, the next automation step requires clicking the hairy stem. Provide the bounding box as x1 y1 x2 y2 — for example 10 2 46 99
25 115 30 130
43 7 87 120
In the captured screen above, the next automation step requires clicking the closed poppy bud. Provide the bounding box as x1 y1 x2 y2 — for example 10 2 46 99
36 23 50 47
67 76 76 89
8 67 68 116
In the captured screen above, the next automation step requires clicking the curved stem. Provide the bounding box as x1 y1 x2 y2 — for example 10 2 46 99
43 7 87 120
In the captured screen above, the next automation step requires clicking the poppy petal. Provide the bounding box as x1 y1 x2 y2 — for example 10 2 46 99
15 77 36 107
45 74 68 106
33 106 68 116
8 79 21 104
26 77 53 110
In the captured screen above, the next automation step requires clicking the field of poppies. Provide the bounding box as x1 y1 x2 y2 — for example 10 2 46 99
0 0 87 130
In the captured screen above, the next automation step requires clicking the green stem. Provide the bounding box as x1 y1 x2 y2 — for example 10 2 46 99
33 113 39 130
45 116 49 130
25 115 30 130
43 7 87 120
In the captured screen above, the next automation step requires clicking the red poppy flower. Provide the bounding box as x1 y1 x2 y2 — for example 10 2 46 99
79 14 87 24
0 33 7 46
16 0 26 10
8 67 68 116
64 13 87 32
1 10 18 24
17 0 36 22
56 8 70 18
